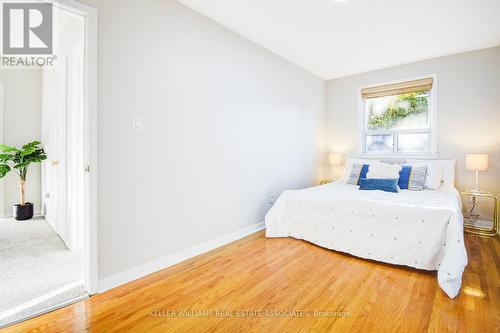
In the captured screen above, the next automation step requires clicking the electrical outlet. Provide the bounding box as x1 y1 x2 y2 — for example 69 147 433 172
269 194 276 205
132 115 144 131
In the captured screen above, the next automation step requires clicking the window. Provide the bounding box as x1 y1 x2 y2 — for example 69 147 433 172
360 77 435 155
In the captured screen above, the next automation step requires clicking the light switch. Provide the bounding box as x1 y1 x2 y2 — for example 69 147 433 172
132 115 144 131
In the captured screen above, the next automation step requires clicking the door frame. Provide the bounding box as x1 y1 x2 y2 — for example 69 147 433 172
0 82 3 218
49 0 98 295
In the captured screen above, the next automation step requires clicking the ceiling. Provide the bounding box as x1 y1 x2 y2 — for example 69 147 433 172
177 0 500 80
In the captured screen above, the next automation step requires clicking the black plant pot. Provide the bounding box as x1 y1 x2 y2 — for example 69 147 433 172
13 203 34 221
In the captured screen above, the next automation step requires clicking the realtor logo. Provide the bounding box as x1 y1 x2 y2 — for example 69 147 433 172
2 2 53 54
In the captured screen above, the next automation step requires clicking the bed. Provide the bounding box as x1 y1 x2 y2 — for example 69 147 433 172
265 181 467 298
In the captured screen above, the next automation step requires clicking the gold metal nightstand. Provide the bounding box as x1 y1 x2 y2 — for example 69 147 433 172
461 190 498 237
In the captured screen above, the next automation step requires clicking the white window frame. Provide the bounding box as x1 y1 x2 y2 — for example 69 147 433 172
357 73 439 158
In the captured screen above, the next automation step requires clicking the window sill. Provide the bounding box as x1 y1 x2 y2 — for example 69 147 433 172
358 152 440 160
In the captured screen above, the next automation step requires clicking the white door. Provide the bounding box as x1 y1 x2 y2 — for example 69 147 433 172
41 58 67 241
0 83 4 218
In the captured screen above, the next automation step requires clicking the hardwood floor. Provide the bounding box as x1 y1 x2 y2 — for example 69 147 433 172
3 231 499 333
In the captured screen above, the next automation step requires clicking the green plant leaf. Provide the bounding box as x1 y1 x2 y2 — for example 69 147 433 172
0 153 14 162
0 144 18 152
21 148 36 156
0 164 10 178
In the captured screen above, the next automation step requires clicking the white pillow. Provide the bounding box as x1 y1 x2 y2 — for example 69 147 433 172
340 158 381 182
439 159 456 188
407 159 456 188
406 159 444 189
366 163 402 179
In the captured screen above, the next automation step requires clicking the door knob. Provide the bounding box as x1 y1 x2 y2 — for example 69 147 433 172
51 160 60 166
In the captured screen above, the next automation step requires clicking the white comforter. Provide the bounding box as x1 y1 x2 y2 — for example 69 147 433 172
265 182 467 298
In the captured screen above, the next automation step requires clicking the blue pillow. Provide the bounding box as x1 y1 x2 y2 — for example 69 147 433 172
398 166 412 189
359 178 400 193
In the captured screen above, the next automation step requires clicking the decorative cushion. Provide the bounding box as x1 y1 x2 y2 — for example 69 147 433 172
347 164 369 185
340 158 381 182
405 160 443 189
359 178 400 193
399 165 427 191
366 163 402 179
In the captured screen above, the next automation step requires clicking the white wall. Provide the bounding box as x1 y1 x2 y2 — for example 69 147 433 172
325 46 500 194
0 69 42 216
79 0 324 281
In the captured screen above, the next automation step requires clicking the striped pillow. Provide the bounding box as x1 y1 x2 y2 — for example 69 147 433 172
347 164 370 185
398 166 427 191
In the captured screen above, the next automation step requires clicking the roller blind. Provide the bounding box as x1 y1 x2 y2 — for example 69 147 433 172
361 78 433 99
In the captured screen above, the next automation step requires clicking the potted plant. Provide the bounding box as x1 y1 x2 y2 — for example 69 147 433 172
0 141 47 220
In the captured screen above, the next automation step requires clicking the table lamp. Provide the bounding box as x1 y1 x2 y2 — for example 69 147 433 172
465 154 488 192
329 152 342 167
326 152 342 183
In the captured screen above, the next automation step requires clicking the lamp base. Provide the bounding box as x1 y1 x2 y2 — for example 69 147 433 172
474 170 480 193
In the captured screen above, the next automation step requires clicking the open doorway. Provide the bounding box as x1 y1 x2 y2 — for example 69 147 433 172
0 1 97 327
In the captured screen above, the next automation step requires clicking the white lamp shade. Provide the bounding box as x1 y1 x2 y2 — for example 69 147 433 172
329 153 342 166
466 154 488 171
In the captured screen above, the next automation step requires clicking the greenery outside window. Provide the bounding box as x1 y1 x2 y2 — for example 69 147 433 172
360 77 435 154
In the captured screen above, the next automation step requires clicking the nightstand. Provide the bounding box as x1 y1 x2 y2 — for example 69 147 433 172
461 190 498 237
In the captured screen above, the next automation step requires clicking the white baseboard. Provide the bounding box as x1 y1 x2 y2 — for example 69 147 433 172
98 222 265 293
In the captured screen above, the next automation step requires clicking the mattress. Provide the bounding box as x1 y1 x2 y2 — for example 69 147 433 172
265 182 467 298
